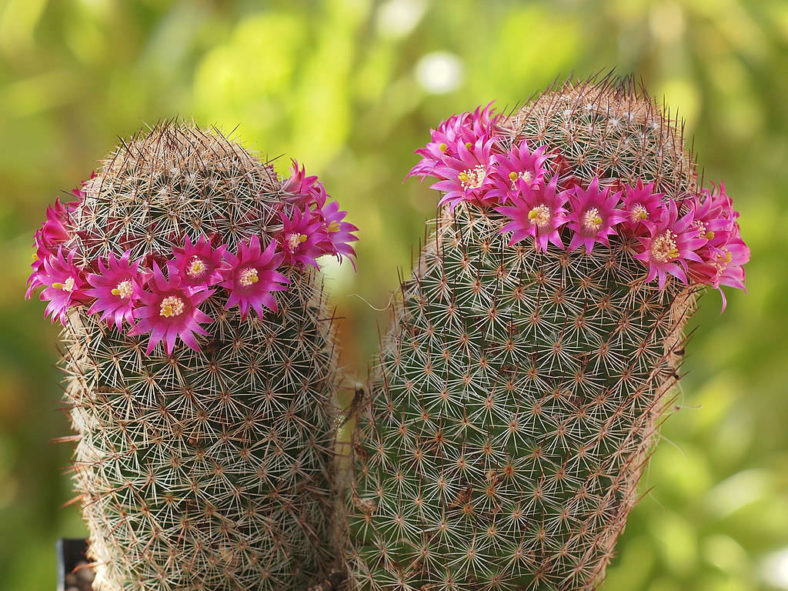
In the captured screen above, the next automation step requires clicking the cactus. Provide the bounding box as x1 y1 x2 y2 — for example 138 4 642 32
26 124 357 590
344 78 749 589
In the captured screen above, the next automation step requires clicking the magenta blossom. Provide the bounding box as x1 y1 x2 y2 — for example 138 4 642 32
277 207 323 268
127 264 213 355
282 160 328 208
621 180 664 232
410 103 501 180
686 183 738 247
429 137 497 208
487 141 551 205
688 237 749 310
85 251 147 331
566 178 626 252
316 200 359 266
220 236 289 319
37 248 88 325
169 235 226 288
497 177 569 252
28 198 75 297
634 201 707 290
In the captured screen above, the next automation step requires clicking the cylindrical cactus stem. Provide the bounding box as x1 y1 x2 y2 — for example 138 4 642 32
344 78 748 590
27 124 358 590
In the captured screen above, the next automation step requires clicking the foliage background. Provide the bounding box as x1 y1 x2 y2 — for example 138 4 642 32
1 0 786 589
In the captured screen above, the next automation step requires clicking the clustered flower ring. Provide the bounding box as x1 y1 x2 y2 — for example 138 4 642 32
26 162 358 355
410 104 750 309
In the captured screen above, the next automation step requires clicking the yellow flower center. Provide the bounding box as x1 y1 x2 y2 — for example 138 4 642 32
508 170 532 189
160 296 185 318
187 256 207 277
111 280 134 299
715 248 733 271
651 230 679 263
458 166 486 190
52 277 75 292
286 233 308 252
327 220 340 233
438 143 448 153
695 220 714 241
631 203 648 222
582 208 603 232
239 267 259 287
527 204 551 228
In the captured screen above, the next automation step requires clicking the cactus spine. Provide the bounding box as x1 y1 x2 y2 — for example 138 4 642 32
54 125 343 590
345 80 713 590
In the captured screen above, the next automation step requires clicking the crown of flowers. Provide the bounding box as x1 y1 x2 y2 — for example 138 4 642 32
409 104 749 310
26 162 358 355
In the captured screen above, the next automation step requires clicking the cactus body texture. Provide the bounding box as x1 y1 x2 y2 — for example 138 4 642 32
59 126 340 590
345 81 702 590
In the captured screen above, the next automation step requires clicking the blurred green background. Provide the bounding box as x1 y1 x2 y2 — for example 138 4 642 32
1 0 786 589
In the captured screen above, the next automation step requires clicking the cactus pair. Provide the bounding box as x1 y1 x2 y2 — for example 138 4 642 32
27 78 748 591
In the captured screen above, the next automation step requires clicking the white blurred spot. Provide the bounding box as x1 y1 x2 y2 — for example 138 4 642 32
415 52 464 94
376 0 426 39
762 548 788 589
706 469 768 518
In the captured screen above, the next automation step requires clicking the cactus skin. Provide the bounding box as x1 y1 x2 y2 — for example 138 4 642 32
60 125 339 590
345 80 699 590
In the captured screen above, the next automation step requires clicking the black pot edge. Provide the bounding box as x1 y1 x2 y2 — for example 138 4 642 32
56 538 89 591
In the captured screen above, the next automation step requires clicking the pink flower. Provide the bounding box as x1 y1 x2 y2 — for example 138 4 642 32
566 178 626 252
220 236 289 319
277 207 323 268
684 184 749 309
127 264 213 355
282 160 328 208
39 198 72 248
621 180 664 232
169 235 226 288
429 137 497 208
410 103 501 180
37 248 88 325
85 251 147 331
496 177 569 252
634 201 707 290
27 198 75 298
486 141 551 204
686 183 737 247
315 200 359 266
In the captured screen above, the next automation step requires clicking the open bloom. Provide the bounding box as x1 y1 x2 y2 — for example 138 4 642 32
487 141 550 205
277 207 323 268
128 264 213 355
686 183 737 247
621 180 664 232
634 201 707 290
220 236 289 319
315 200 359 266
566 178 626 252
169 235 226 288
282 160 328 209
27 198 75 297
497 177 569 251
37 248 88 325
684 182 749 308
429 137 497 208
410 103 501 180
85 251 147 331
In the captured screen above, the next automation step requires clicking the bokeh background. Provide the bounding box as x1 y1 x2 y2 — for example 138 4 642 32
1 0 786 589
